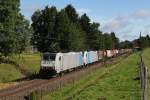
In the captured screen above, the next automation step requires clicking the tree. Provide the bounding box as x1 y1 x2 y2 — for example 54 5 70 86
64 4 79 23
79 14 98 49
0 0 24 56
31 6 58 52
14 14 31 53
145 35 150 47
55 9 71 52
67 23 86 51
136 34 150 48
98 31 103 50
119 40 132 49
64 5 86 51
147 35 150 46
110 32 119 49
88 22 100 50
103 33 113 50
79 14 91 34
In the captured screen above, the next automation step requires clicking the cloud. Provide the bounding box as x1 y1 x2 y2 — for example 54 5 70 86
132 10 150 19
143 25 150 36
101 9 150 40
102 9 150 32
121 34 138 41
118 29 137 41
77 8 91 15
102 16 129 32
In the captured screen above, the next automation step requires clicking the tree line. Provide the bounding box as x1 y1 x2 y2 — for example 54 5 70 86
31 4 119 53
0 1 150 57
119 35 150 49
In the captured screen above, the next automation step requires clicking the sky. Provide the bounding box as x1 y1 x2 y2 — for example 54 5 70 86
20 0 150 41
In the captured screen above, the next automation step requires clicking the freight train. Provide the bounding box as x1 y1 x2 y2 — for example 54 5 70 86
39 49 132 76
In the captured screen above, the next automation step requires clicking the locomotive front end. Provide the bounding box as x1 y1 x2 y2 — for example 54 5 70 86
40 53 57 76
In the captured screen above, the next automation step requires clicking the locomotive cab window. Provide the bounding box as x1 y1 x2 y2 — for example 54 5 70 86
42 53 56 61
42 54 49 61
49 54 56 61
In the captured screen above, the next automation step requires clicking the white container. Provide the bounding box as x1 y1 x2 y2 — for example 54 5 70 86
90 51 98 63
106 50 113 57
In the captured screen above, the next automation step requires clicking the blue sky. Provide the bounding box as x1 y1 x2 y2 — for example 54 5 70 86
20 0 150 41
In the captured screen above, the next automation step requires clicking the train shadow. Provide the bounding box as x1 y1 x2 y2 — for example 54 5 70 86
11 73 55 82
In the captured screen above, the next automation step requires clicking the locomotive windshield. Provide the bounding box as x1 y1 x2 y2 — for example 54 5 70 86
42 53 56 61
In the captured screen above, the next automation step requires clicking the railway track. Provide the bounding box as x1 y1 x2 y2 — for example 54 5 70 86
0 54 129 100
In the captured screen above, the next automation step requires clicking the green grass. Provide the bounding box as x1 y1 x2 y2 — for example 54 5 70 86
12 53 41 74
142 48 150 99
43 53 141 100
0 63 22 83
0 53 40 82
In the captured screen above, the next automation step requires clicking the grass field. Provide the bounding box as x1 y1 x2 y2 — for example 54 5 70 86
0 63 22 83
12 53 41 74
0 53 40 83
143 48 150 99
43 52 143 100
